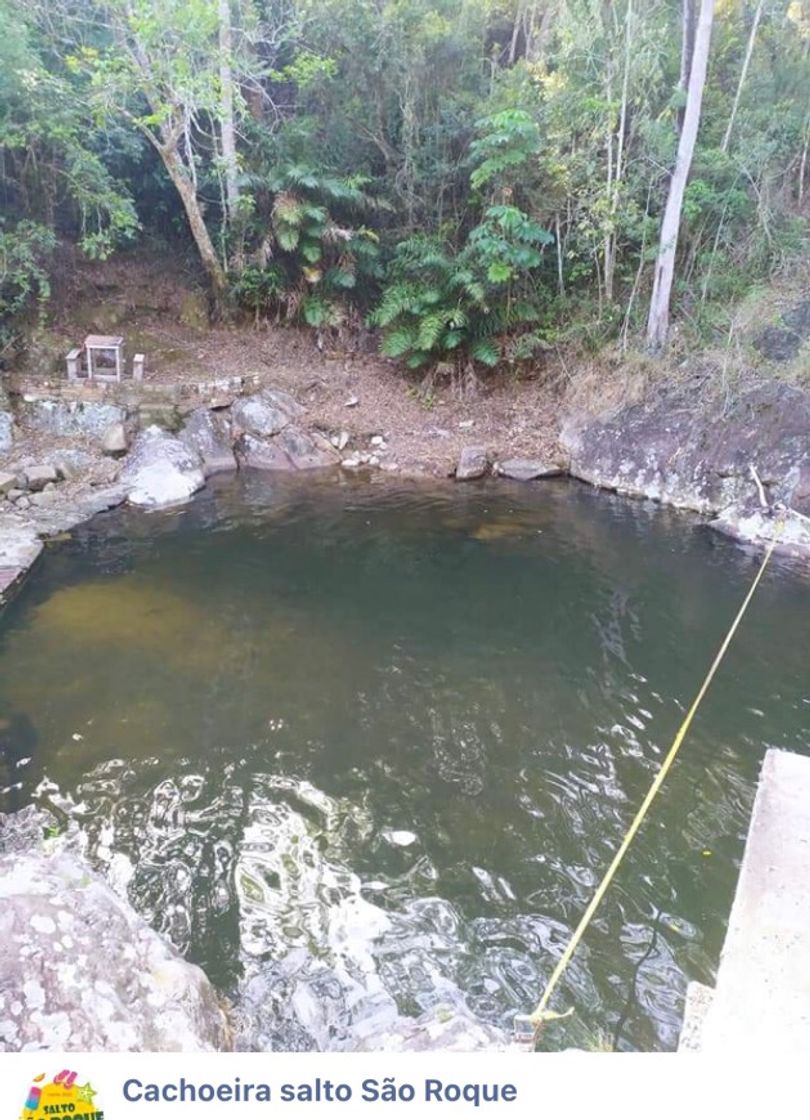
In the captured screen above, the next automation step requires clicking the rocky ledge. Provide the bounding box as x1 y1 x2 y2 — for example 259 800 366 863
0 808 230 1051
560 379 810 553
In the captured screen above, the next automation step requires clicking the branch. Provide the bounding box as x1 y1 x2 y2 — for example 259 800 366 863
749 464 768 509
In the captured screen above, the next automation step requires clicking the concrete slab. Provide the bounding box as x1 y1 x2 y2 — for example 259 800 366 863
678 981 714 1051
698 749 810 1053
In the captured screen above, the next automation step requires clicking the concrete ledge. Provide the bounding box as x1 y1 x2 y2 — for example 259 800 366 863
678 981 714 1051
696 749 810 1053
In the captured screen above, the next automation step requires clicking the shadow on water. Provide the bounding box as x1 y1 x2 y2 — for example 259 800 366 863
0 473 808 1050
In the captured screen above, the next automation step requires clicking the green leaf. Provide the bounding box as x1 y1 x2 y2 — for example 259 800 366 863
487 261 513 283
381 325 418 357
471 338 500 366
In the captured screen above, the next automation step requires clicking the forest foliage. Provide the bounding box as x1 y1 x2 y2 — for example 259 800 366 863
1 0 809 372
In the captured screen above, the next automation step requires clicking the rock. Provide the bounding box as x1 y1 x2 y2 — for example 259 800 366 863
235 433 295 471
337 430 350 451
0 471 16 496
0 411 13 453
755 326 802 363
782 299 810 337
29 490 58 506
496 458 562 482
231 390 304 439
0 810 229 1051
345 395 359 408
8 489 24 501
370 435 385 447
179 408 237 476
277 426 340 470
120 426 205 508
24 464 59 492
0 521 42 584
455 446 489 481
754 299 810 363
23 399 127 439
101 421 128 456
53 450 97 481
562 380 810 548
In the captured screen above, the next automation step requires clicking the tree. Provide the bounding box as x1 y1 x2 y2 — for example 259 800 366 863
81 0 232 303
646 0 715 349
720 0 764 154
0 0 137 356
218 0 241 228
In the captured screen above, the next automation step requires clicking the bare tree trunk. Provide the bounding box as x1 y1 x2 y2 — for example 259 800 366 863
799 121 810 206
677 0 696 135
646 0 714 349
508 0 524 64
161 143 227 304
721 0 764 154
527 2 558 62
555 213 565 296
219 0 241 257
604 0 633 304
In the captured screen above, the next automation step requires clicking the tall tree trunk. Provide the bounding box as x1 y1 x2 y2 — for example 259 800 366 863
508 0 524 64
527 2 557 62
677 0 696 135
218 0 241 268
646 0 715 349
721 0 764 154
218 0 239 215
604 0 633 304
161 144 227 304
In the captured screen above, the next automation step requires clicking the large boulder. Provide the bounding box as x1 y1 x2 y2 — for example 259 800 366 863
120 426 205 507
231 390 304 439
278 426 340 470
180 408 237 476
235 432 296 471
561 380 810 549
235 427 339 472
0 810 230 1051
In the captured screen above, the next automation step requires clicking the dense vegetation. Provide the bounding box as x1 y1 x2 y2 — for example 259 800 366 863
1 0 808 376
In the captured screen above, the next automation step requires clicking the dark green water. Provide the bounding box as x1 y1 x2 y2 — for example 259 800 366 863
1 473 808 1051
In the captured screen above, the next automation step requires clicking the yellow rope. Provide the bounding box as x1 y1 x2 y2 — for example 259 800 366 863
529 523 783 1034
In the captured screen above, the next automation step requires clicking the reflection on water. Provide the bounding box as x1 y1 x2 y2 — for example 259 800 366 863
1 472 808 1051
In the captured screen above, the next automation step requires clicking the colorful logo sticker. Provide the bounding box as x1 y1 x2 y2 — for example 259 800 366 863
20 1071 103 1120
